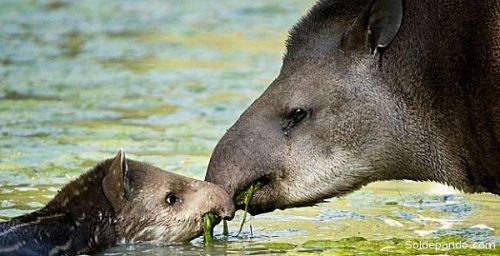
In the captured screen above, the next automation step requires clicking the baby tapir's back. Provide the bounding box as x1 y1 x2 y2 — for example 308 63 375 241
0 212 87 255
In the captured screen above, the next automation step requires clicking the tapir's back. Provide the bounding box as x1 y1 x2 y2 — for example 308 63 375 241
0 212 89 256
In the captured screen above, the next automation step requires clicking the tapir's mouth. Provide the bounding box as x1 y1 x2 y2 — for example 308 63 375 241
203 212 222 226
233 172 333 215
234 176 272 212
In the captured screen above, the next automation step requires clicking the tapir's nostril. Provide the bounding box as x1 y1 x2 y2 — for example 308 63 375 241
205 181 236 221
219 202 236 221
222 209 235 221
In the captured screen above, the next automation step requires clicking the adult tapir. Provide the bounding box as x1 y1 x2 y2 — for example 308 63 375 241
205 0 500 214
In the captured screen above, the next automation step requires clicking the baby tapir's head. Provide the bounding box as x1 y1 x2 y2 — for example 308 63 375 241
102 150 235 244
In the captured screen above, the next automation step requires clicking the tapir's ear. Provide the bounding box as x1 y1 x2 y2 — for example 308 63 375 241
341 0 403 54
102 149 132 210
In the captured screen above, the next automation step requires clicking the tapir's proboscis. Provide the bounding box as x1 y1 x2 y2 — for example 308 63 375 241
0 151 234 255
206 0 500 215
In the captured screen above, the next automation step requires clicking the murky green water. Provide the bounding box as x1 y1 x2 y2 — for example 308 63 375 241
0 1 498 255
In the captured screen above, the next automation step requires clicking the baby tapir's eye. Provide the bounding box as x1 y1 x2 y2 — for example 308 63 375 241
165 193 178 205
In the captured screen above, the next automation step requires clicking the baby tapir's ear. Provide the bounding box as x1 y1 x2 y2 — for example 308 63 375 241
102 149 132 210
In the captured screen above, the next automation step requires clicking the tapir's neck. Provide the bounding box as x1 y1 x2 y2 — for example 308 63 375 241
378 0 500 194
0 160 119 255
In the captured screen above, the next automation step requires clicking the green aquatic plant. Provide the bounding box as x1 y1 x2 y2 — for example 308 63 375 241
203 181 255 243
203 213 220 244
236 182 258 236
223 219 229 236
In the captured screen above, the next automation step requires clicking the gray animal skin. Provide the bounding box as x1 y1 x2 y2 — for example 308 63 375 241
205 0 500 215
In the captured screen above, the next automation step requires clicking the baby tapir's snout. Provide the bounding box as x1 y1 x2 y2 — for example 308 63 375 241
196 181 236 220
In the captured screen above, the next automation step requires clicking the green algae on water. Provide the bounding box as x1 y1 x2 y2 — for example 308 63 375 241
297 236 500 255
263 242 296 250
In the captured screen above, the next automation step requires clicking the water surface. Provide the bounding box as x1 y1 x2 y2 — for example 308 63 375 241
0 0 498 255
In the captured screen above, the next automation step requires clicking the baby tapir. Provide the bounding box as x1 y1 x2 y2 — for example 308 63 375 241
0 150 234 255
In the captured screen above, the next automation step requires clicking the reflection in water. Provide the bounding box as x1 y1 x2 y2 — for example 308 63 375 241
0 0 498 254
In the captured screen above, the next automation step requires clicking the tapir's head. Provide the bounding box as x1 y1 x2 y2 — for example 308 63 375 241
102 151 235 243
206 0 411 214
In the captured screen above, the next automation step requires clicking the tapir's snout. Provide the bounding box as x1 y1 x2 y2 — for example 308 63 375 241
202 181 236 221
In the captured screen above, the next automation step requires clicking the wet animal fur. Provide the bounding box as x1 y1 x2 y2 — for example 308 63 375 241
0 151 234 255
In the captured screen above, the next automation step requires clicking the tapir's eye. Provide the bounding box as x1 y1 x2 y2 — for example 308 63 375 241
282 108 308 135
165 193 178 205
290 108 307 123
